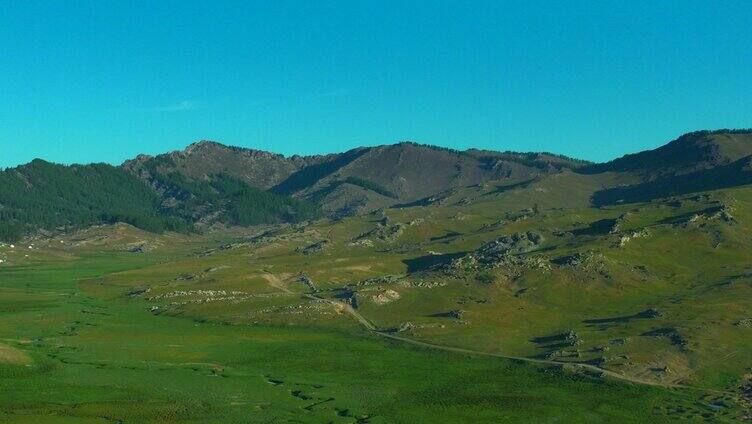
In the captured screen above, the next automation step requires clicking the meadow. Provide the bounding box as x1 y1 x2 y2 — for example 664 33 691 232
2 178 751 422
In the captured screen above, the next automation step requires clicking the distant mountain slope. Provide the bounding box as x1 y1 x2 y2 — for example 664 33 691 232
0 160 188 240
123 140 588 218
592 155 752 206
122 140 325 189
4 129 752 240
280 142 588 215
584 130 752 205
0 159 319 242
271 148 367 195
582 130 752 178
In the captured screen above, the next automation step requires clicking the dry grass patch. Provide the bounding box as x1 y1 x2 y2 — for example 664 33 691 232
0 343 31 365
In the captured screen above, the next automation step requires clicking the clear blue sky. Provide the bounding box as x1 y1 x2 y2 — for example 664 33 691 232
1 1 750 168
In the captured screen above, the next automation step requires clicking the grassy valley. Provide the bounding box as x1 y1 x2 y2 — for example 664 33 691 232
2 131 752 422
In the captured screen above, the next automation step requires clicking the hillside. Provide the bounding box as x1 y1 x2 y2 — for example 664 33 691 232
118 140 593 220
583 130 752 205
582 130 752 177
123 140 588 218
283 142 589 216
3 129 752 421
593 155 752 206
122 140 325 189
4 129 752 240
0 160 318 242
0 160 188 240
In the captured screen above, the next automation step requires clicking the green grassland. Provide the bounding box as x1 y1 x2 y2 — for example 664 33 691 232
0 247 706 423
2 178 752 422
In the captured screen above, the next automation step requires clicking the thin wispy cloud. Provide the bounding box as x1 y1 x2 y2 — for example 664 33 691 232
131 100 199 112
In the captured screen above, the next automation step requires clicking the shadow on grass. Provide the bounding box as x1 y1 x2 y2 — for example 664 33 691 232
402 252 467 273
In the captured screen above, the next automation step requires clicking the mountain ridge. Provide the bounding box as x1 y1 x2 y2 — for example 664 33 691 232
2 129 751 241
122 140 591 217
581 129 752 177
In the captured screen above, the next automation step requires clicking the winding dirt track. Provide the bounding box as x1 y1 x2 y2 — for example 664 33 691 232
306 293 736 396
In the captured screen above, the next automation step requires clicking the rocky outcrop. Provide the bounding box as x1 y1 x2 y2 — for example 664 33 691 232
295 240 329 255
476 231 544 259
370 289 401 305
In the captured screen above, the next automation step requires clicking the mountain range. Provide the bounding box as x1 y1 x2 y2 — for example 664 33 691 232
0 129 750 241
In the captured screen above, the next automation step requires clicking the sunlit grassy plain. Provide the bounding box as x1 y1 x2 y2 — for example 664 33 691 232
2 174 751 422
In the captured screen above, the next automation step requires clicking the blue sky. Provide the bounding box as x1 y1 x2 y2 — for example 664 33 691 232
1 1 750 168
